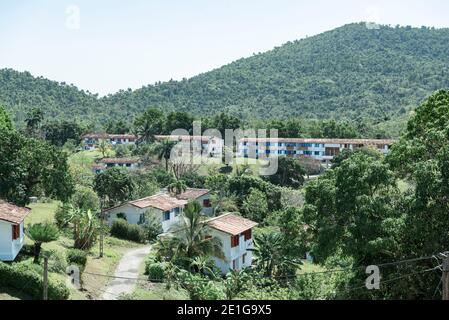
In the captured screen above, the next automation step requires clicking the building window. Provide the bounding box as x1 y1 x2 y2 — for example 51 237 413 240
163 211 171 221
203 199 211 208
231 235 240 248
243 229 252 241
12 225 20 240
242 253 247 265
174 207 180 216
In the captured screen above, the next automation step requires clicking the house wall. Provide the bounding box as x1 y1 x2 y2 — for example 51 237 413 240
196 194 214 217
0 220 25 261
238 141 391 162
106 204 183 233
207 228 254 275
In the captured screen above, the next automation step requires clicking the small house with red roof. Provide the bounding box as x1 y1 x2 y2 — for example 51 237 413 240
0 201 31 261
205 213 258 274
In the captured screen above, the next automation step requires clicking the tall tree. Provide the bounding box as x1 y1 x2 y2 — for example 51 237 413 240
134 107 165 144
93 168 135 207
25 107 44 137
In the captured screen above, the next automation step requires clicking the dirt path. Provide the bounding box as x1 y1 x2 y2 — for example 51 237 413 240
101 246 151 300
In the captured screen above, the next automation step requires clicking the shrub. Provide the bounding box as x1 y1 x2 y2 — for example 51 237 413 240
110 219 147 243
66 249 88 269
55 203 71 229
0 262 70 300
146 262 167 282
48 250 68 274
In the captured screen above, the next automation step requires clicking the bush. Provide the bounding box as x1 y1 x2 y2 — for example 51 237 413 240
48 250 68 274
110 219 147 243
0 262 70 300
66 249 88 269
146 262 167 282
54 203 71 229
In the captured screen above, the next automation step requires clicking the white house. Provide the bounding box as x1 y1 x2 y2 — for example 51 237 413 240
0 201 31 261
105 193 188 233
172 188 214 216
205 213 258 275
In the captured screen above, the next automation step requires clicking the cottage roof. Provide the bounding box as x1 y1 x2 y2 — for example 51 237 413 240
206 213 258 236
175 188 210 201
0 201 31 224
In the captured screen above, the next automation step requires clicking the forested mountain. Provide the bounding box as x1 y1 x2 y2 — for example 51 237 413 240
1 23 449 131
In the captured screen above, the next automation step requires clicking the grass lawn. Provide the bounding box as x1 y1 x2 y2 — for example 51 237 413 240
0 286 32 300
11 201 144 300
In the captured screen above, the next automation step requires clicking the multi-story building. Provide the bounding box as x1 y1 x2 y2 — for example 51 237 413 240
237 138 395 162
82 133 138 151
205 213 258 274
155 135 224 157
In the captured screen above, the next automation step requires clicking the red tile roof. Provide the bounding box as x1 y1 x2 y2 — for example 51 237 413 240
175 188 210 200
206 213 258 236
130 194 187 212
155 135 214 143
98 158 139 164
83 133 137 140
0 201 31 224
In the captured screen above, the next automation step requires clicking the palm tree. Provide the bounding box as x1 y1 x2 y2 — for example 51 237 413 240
27 222 59 263
64 207 101 250
250 232 301 277
223 269 250 300
165 201 224 266
189 256 215 275
167 180 187 196
152 139 177 171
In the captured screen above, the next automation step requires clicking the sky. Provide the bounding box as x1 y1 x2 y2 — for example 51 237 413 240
1 0 449 95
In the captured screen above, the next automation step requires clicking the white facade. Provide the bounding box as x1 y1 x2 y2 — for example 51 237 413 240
237 138 394 162
0 220 25 261
106 204 183 233
207 227 254 275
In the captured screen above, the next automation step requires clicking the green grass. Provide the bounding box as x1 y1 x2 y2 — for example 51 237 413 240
20 201 146 300
26 201 60 225
123 283 189 300
69 150 104 167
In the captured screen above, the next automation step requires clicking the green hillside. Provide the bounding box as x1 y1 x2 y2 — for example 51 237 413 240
1 23 449 130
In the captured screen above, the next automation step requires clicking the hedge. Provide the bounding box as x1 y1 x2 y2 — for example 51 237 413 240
0 262 70 300
110 219 147 243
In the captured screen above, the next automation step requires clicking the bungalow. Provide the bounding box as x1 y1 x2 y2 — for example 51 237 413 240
93 157 140 174
205 213 258 274
105 193 188 233
171 188 214 216
0 201 31 261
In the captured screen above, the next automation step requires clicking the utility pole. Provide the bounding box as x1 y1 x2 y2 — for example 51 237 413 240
99 197 106 258
443 253 449 300
43 256 48 301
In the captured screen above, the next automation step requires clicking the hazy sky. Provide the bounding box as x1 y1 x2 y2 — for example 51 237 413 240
1 0 449 95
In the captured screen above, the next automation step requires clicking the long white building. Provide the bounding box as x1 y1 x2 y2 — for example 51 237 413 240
237 138 395 162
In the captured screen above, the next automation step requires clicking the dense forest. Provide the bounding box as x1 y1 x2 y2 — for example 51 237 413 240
2 23 449 137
